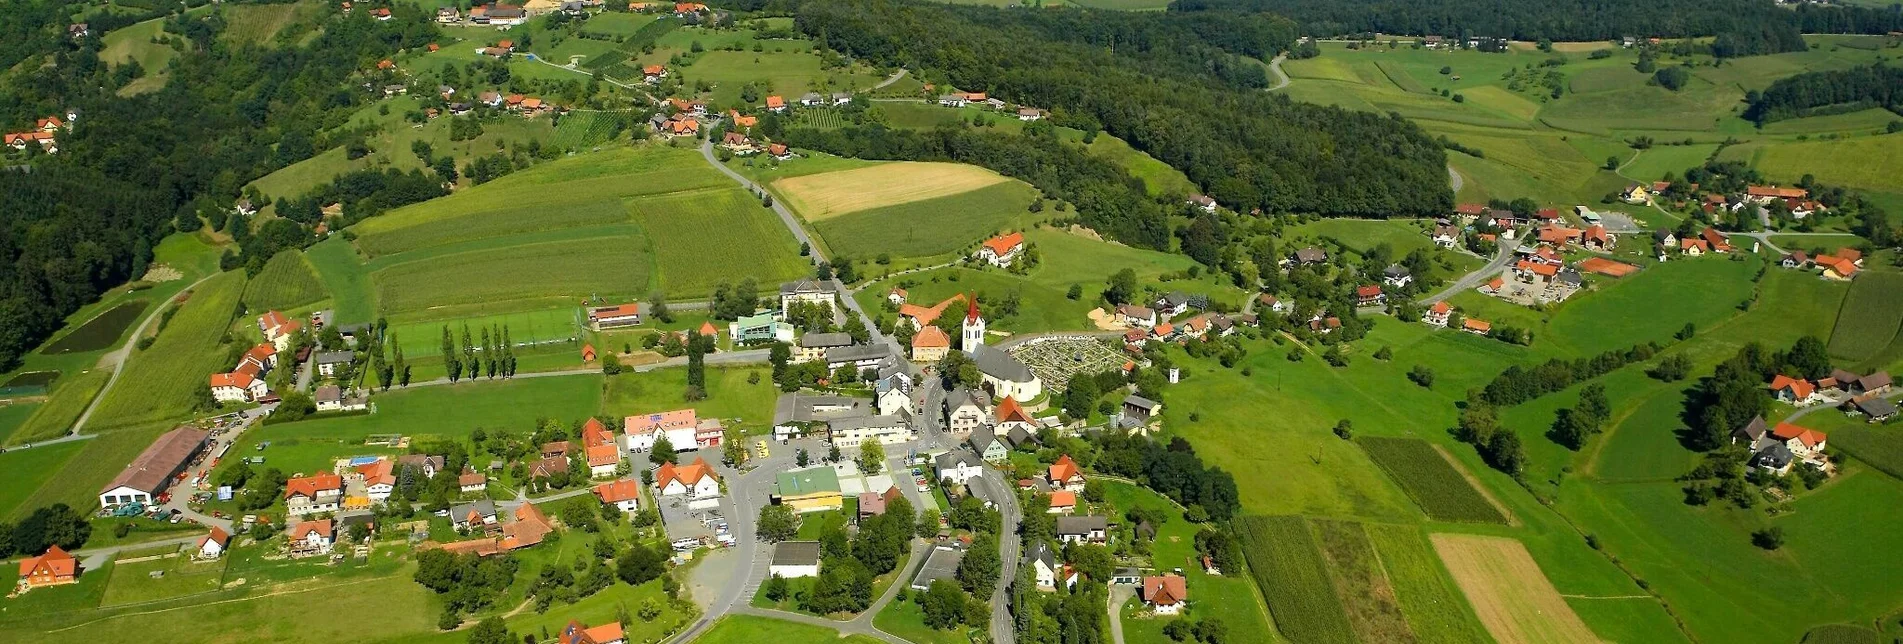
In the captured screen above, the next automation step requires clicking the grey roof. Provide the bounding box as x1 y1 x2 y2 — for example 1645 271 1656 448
1384 264 1411 278
1158 291 1190 307
780 395 867 424
1855 396 1898 418
449 500 497 522
934 450 982 471
1754 443 1794 469
1295 247 1328 263
1733 416 1769 442
772 541 823 566
780 279 826 295
315 351 354 365
1830 369 1861 386
970 345 1034 383
1124 395 1160 412
1860 371 1892 391
1557 270 1584 286
827 344 891 365
969 427 1000 453
948 387 990 410
1653 230 1675 241
1003 426 1037 448
912 545 965 589
1027 541 1056 570
876 373 908 396
1055 515 1108 535
829 414 905 432
102 427 210 495
799 332 853 349
315 385 342 403
801 92 823 101
938 94 962 102
831 92 852 100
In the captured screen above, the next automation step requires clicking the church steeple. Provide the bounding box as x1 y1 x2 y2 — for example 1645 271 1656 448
962 295 985 354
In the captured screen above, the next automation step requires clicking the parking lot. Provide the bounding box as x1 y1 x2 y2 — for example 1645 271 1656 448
657 492 730 548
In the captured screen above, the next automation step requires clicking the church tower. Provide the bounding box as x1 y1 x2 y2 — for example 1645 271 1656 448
962 295 985 354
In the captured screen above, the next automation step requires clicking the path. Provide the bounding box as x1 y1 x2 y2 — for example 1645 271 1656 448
70 273 218 436
868 68 909 92
1448 164 1464 193
1107 584 1135 644
1264 54 1290 92
70 534 204 570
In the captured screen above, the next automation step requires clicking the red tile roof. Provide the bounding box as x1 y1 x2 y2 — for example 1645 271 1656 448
1770 375 1816 400
1464 318 1492 333
982 232 1024 257
586 444 621 467
594 479 642 503
1049 490 1076 508
1049 455 1081 484
1356 285 1382 298
284 473 342 500
996 396 1035 425
293 518 333 539
1772 422 1826 448
19 545 77 578
1748 185 1807 199
912 325 950 349
200 526 231 550
656 456 717 489
765 96 785 108
1142 575 1187 606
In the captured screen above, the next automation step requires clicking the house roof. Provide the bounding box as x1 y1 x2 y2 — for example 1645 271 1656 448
800 331 854 349
626 408 698 435
19 545 77 578
1733 416 1769 441
285 473 343 500
586 444 621 467
1748 185 1807 199
1855 396 1899 417
912 325 951 349
1055 515 1107 534
1356 285 1382 298
859 490 888 515
995 396 1034 425
934 450 982 471
656 457 717 488
1049 490 1076 508
1769 374 1815 400
982 232 1024 256
293 519 333 539
1464 318 1492 333
199 526 231 550
356 458 397 487
1838 247 1864 263
502 502 553 549
1861 371 1892 390
459 469 488 487
1772 422 1827 448
594 479 642 503
970 345 1034 383
765 95 785 108
102 427 210 495
969 427 1000 453
1429 300 1451 314
1050 455 1081 483
773 540 823 566
1142 575 1188 605
1515 260 1559 277
1124 394 1160 412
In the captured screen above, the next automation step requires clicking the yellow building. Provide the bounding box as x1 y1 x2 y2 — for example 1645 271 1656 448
774 467 843 514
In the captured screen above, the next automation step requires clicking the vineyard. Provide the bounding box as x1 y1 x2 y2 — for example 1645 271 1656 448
790 109 849 130
549 111 632 150
1827 271 1903 362
242 250 329 312
1235 516 1358 644
1358 437 1508 524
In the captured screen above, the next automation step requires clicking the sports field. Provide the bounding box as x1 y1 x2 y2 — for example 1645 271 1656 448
1430 533 1597 644
773 162 1012 219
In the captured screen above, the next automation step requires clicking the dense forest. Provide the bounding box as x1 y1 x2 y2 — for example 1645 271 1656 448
1744 64 1903 123
0 5 435 370
1171 0 1903 47
792 0 1452 222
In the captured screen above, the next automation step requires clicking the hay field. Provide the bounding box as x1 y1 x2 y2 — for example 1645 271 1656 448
1740 133 1903 193
773 162 1012 220
1827 271 1903 361
242 250 328 311
814 180 1040 260
1430 534 1598 644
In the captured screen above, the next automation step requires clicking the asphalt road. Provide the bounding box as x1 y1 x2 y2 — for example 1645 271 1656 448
1419 235 1522 305
69 273 218 436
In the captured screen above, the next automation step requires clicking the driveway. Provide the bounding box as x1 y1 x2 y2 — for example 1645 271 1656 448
1108 584 1136 644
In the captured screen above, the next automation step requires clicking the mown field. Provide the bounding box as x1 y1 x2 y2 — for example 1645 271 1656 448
1826 270 1903 361
1431 533 1598 644
86 272 247 432
628 186 811 297
305 236 377 324
814 180 1042 260
773 161 1013 220
371 234 652 315
1360 437 1508 524
0 440 85 518
242 250 328 312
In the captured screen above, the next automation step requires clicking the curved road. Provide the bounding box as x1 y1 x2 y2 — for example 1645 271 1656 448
1264 54 1290 92
68 273 219 438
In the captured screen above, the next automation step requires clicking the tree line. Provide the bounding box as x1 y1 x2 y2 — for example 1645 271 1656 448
1744 64 1903 124
1171 0 1903 44
791 0 1452 221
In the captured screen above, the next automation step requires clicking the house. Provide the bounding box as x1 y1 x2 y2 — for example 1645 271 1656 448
798 92 825 107
912 325 952 362
258 310 303 350
1423 300 1452 327
938 94 970 107
499 502 555 550
1538 225 1582 246
969 427 1010 463
934 450 985 485
1853 371 1892 396
1049 455 1085 492
98 426 210 509
15 546 79 592
1769 374 1821 406
1781 251 1812 269
451 500 500 529
1582 225 1614 250
770 541 824 579
780 279 833 310
1819 254 1860 280
1771 421 1828 458
728 312 796 344
795 331 854 363
1730 416 1771 447
1463 318 1492 335
1140 575 1188 615
1431 225 1462 249
559 620 626 644
400 454 447 479
1028 542 1061 591
355 458 397 501
624 408 702 452
768 143 792 160
826 344 891 372
1356 285 1385 306
945 388 991 437
1851 395 1898 422
68 23 89 39
1117 304 1158 328
1653 230 1679 248
1153 291 1192 318
858 486 900 519
655 457 721 498
1383 265 1413 289
314 350 353 376
995 395 1037 435
459 469 488 494
720 131 757 154
197 527 231 559
877 376 913 416
642 64 667 83
436 6 461 22
1187 194 1218 212
1017 107 1045 121
1680 238 1711 256
1047 490 1077 514
1294 247 1328 265
828 414 911 448
774 467 844 513
291 519 335 555
1747 185 1808 204
1700 227 1732 253
1056 515 1109 544
587 443 621 478
765 95 787 112
1257 293 1292 315
284 473 344 517
977 232 1025 267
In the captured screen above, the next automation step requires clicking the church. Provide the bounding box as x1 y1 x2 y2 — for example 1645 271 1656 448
961 298 1042 401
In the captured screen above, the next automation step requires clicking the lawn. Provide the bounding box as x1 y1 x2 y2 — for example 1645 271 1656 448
601 366 780 431
100 549 228 607
245 374 602 442
86 271 247 432
1740 133 1903 193
873 594 980 644
242 250 329 312
0 440 85 518
1358 437 1508 524
7 425 173 520
385 306 582 358
628 186 812 297
700 614 884 644
5 368 108 446
1826 270 1903 362
812 180 1042 261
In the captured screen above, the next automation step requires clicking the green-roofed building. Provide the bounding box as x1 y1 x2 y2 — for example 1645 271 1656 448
774 466 844 513
728 312 795 344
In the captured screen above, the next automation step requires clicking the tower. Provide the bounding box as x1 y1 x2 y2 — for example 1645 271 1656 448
962 295 985 354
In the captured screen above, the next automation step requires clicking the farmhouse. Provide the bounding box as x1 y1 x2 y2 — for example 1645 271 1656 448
1747 185 1807 204
655 457 720 498
197 527 231 559
285 473 344 517
934 450 985 485
624 408 704 452
98 427 210 509
774 466 844 513
1356 285 1385 306
1700 227 1732 253
16 546 79 592
290 519 335 556
1140 574 1188 615
977 232 1025 267
770 541 824 579
1056 515 1109 544
1769 375 1822 406
559 620 627 644
1818 254 1860 280
1850 395 1898 422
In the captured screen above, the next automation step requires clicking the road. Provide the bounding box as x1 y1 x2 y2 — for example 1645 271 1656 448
972 468 1023 644
1264 54 1290 92
1107 584 1135 644
868 68 909 92
69 273 218 437
1448 165 1464 193
1419 234 1522 305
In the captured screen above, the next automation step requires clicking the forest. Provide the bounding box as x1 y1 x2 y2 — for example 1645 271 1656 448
1744 64 1903 124
1171 0 1903 45
792 0 1452 220
0 8 437 370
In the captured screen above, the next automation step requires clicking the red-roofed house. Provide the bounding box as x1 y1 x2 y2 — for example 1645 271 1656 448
655 457 720 498
355 458 397 501
1423 300 1452 327
588 303 643 329
1047 490 1077 514
1140 575 1188 614
1701 227 1732 253
285 473 343 517
1769 375 1821 406
995 395 1037 435
977 232 1025 267
561 619 627 644
197 527 232 559
1049 455 1085 492
209 371 269 403
643 64 666 83
1538 225 1582 246
1772 422 1828 457
1818 254 1859 281
1463 318 1492 335
290 519 334 556
1355 285 1384 306
765 95 786 112
1582 225 1614 250
594 479 643 513
16 545 78 592
586 444 622 478
912 325 951 362
1747 185 1808 202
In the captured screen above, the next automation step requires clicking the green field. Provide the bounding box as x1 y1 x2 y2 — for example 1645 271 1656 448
371 234 652 315
100 18 178 95
305 237 377 324
100 550 228 607
1359 437 1507 524
812 180 1042 260
678 49 884 107
1099 480 1277 642
629 187 812 296
1234 515 1357 644
1363 524 1491 644
385 307 581 357
216 1 321 46
1827 271 1903 362
0 440 85 518
6 368 110 445
702 615 883 644
1731 133 1903 195
39 300 150 355
86 272 247 432
242 250 328 312
601 367 778 430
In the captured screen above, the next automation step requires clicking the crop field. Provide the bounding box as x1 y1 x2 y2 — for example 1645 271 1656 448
351 146 726 258
1827 271 1903 361
1802 625 1882 644
628 187 811 297
1359 437 1508 524
6 368 109 445
40 300 149 354
813 180 1041 260
790 109 850 130
773 162 1012 220
371 236 651 316
578 11 659 37
217 1 318 46
548 111 633 150
1430 534 1597 644
1235 515 1358 644
1365 524 1491 644
242 250 329 312
1620 144 1719 183
1312 519 1415 642
305 237 376 324
0 440 84 518
1806 413 1903 480
87 272 247 432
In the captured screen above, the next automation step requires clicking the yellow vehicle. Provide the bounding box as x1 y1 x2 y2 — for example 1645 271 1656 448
755 440 770 458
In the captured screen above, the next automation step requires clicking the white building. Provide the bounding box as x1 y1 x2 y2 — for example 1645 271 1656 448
655 458 721 498
829 415 913 449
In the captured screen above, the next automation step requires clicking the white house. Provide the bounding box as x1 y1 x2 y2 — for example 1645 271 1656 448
877 377 913 417
624 409 703 452
655 457 720 498
291 519 334 555
945 388 990 438
593 479 643 514
209 372 269 403
356 459 397 502
933 450 984 486
976 232 1024 267
1056 515 1109 545
284 474 343 517
196 527 231 559
779 279 833 312
770 541 823 579
829 415 912 449
1140 575 1187 615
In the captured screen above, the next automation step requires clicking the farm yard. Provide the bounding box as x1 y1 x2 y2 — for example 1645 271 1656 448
1358 437 1509 524
1005 336 1127 394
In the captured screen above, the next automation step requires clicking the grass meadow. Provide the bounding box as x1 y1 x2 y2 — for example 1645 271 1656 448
678 49 884 107
1358 437 1508 524
700 615 883 644
371 234 652 315
601 366 779 430
6 368 110 445
628 186 811 296
87 271 247 432
1826 270 1903 361
305 236 377 324
0 440 85 518
241 250 328 312
100 18 177 95
813 180 1042 261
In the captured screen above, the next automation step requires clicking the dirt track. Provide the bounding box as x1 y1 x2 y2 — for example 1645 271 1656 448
1430 533 1599 644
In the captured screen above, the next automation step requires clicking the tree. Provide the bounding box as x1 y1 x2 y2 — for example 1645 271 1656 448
650 291 673 323
796 448 810 467
828 443 842 464
920 579 968 629
617 543 667 585
1752 526 1785 550
1064 372 1102 419
1654 65 1691 91
1104 268 1138 305
467 617 513 644
916 508 942 538
723 427 749 467
858 441 886 474
1783 335 1831 380
1372 346 1392 360
763 574 790 601
957 534 1002 593
758 504 799 542
1408 364 1435 388
1484 429 1526 476
650 435 677 466
1332 419 1353 440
